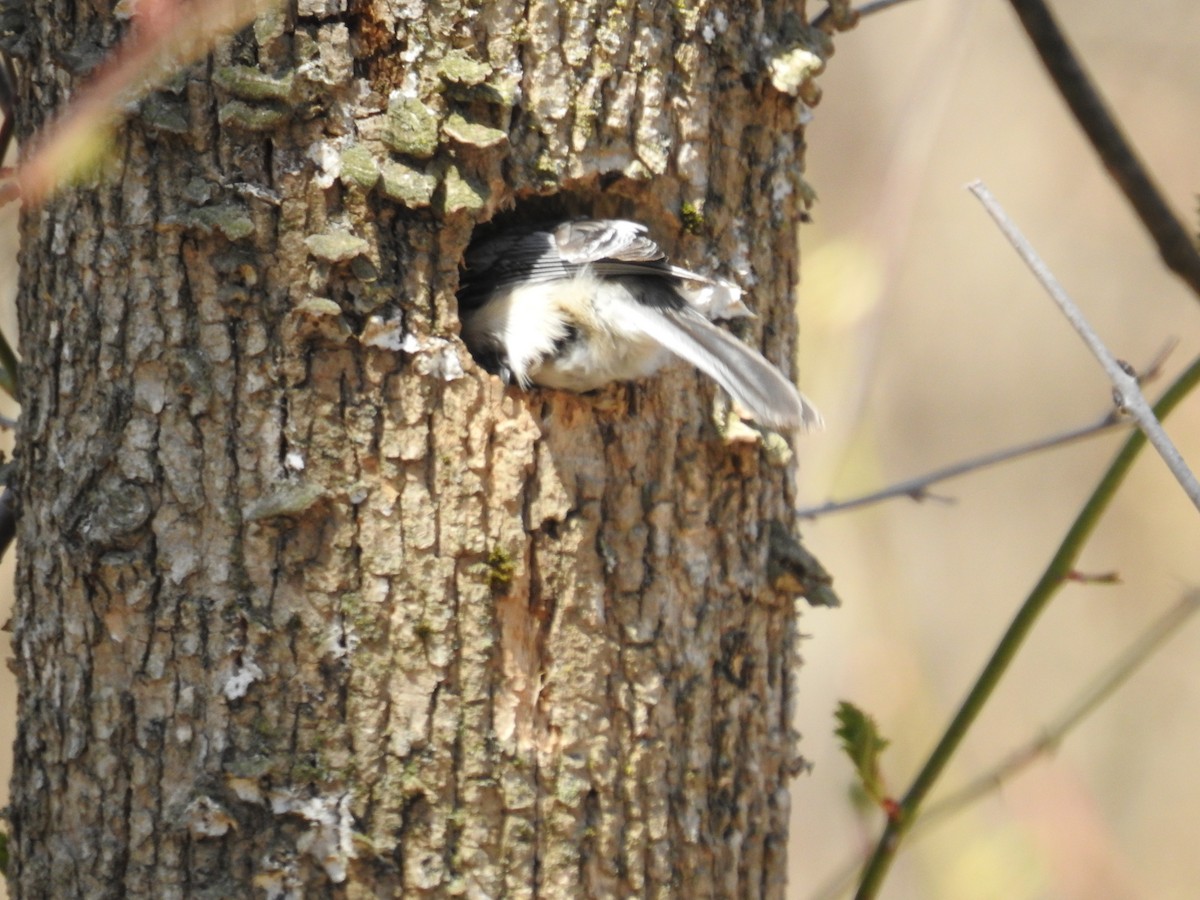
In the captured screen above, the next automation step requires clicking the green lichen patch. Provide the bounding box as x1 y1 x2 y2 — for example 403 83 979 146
304 231 370 263
761 430 794 468
445 72 520 108
339 144 381 189
443 113 508 149
383 96 440 159
485 547 516 590
680 201 705 234
218 101 289 132
436 51 491 88
244 482 327 522
172 205 255 241
533 153 562 183
440 164 487 214
379 160 437 208
293 297 344 318
214 65 296 103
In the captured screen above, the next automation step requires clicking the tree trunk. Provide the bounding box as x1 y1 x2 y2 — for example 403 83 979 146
8 0 829 896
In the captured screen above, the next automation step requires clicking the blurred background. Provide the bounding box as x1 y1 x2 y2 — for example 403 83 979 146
789 1 1200 898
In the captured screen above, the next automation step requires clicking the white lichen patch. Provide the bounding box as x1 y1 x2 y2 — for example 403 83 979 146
269 789 355 884
766 46 824 97
223 658 265 700
360 316 407 351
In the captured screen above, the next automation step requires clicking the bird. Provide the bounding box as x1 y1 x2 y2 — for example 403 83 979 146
457 218 821 431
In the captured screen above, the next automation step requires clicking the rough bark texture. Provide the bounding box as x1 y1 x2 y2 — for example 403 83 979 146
8 0 829 896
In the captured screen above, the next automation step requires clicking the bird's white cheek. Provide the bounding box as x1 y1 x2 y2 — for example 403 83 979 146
463 285 570 386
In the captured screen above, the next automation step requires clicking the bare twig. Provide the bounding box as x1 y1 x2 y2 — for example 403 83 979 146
0 486 14 560
0 326 19 400
797 413 1125 518
812 0 921 31
1138 336 1180 384
0 51 17 165
921 590 1200 824
811 590 1200 900
798 335 1176 520
970 181 1200 513
1005 0 1200 300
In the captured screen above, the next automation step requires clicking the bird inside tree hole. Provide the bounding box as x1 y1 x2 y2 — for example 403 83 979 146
456 215 821 431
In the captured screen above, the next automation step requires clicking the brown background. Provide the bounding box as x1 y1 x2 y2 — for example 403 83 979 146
0 1 1198 898
789 1 1200 898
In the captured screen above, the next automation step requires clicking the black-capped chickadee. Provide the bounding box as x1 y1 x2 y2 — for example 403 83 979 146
457 219 821 431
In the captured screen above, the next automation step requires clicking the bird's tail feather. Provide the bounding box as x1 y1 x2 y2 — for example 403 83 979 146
614 295 822 431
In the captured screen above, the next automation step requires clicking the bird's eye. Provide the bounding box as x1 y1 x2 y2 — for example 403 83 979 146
551 323 581 354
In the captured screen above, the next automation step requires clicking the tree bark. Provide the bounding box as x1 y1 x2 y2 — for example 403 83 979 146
8 0 829 896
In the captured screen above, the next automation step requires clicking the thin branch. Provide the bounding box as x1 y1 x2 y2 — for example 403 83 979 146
0 327 19 400
797 414 1124 518
920 590 1200 826
0 486 14 561
812 0 921 31
854 354 1200 899
1005 0 1200 300
798 339 1176 519
970 181 1200 513
0 51 17 165
811 590 1200 900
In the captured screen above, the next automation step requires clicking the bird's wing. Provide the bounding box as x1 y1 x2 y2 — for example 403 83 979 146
460 220 674 300
461 218 751 314
552 219 664 263
604 293 822 431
